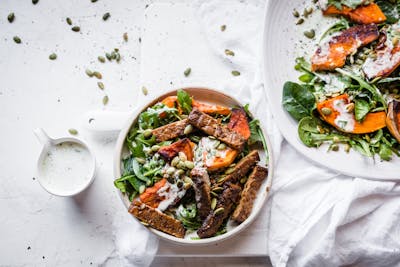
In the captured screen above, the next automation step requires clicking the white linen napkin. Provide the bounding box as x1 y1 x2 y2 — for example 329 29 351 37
195 0 400 266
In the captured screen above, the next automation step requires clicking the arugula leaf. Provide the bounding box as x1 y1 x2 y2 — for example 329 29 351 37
354 99 370 121
376 0 400 24
177 89 192 114
319 18 349 42
177 204 201 230
282 82 316 121
138 103 179 130
248 119 269 163
379 143 393 161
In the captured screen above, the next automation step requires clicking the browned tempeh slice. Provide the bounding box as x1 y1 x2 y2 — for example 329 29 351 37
151 119 189 142
188 108 246 150
197 183 241 238
190 167 212 220
129 201 186 238
231 165 268 223
219 150 260 184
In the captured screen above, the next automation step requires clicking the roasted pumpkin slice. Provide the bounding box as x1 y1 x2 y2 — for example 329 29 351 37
198 137 238 171
228 108 251 139
386 99 400 143
160 95 231 115
158 138 195 161
311 24 379 71
317 94 386 134
139 178 167 208
323 3 386 24
362 32 400 79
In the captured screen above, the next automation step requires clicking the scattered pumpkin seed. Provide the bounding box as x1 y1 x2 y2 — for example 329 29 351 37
136 157 146 164
98 56 105 63
176 161 186 170
183 124 193 135
32 0 39 4
292 10 299 18
321 107 332 115
171 157 180 167
68 128 78 135
345 103 354 113
183 176 193 184
66 17 72 25
85 69 94 77
123 32 128 42
49 53 57 60
71 26 80 32
97 82 104 90
102 95 109 105
184 67 191 77
214 207 225 215
220 24 226 31
143 129 153 138
344 144 351 153
166 167 176 175
91 0 98 2
13 36 21 44
7 13 15 23
240 177 247 184
93 71 102 79
331 144 339 151
184 161 194 169
175 169 185 176
211 191 218 197
231 70 240 76
304 29 315 39
142 86 148 96
225 167 235 175
212 186 223 193
102 12 110 21
139 185 146 194
211 198 217 210
178 151 187 161
217 143 226 150
105 53 112 61
225 49 235 56
296 18 304 25
151 145 161 152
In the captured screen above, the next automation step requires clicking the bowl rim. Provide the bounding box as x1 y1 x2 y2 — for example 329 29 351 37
113 87 274 245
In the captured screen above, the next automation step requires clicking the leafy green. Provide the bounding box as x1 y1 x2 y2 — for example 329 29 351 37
354 99 370 121
177 89 192 114
138 103 179 130
177 204 201 230
319 18 349 42
248 119 269 163
379 143 393 161
282 82 316 121
376 0 400 24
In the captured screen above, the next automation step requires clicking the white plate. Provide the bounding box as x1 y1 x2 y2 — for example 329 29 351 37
114 87 274 244
262 0 400 180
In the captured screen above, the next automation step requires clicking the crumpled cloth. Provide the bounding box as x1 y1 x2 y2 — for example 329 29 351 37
115 0 400 266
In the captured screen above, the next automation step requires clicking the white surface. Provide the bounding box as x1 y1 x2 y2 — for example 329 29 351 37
263 0 400 180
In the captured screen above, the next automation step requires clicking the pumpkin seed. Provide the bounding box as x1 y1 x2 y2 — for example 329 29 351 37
136 157 146 164
211 191 218 197
98 56 105 63
171 156 180 167
184 161 194 169
211 198 217 210
102 12 110 21
344 144 351 153
225 49 235 56
123 32 128 42
176 161 186 170
304 29 315 39
102 95 109 105
184 68 191 77
49 53 57 60
106 53 112 61
296 18 304 25
32 0 39 4
91 0 98 2
183 176 193 184
175 169 185 176
13 36 21 44
139 185 146 194
331 144 339 151
151 145 161 152
240 177 247 184
220 24 226 31
321 107 332 115
68 128 78 135
345 103 354 113
166 167 176 175
292 10 299 18
333 136 340 143
97 82 104 90
71 26 80 32
93 71 102 79
143 129 153 138
85 69 94 77
212 186 223 193
214 207 224 215
225 168 235 175
66 17 72 25
217 143 226 150
231 70 240 76
142 86 148 96
184 182 192 190
176 180 183 188
8 13 15 23
183 124 193 135
178 152 187 161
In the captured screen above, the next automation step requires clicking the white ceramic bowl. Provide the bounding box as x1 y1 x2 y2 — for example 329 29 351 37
262 0 400 180
113 87 274 245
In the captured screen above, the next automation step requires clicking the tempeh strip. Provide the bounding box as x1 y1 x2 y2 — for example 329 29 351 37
151 119 189 142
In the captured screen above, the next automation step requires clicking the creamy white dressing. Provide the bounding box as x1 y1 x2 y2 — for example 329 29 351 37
39 142 92 195
333 99 355 132
156 182 186 212
319 0 329 11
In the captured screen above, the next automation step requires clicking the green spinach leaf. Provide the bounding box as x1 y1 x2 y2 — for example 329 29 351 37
354 99 370 121
177 89 192 114
282 82 316 121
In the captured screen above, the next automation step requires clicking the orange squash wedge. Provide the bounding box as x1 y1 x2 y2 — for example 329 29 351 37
228 108 251 139
158 138 195 161
317 94 386 134
160 95 231 115
139 178 167 208
198 137 238 171
323 3 386 24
